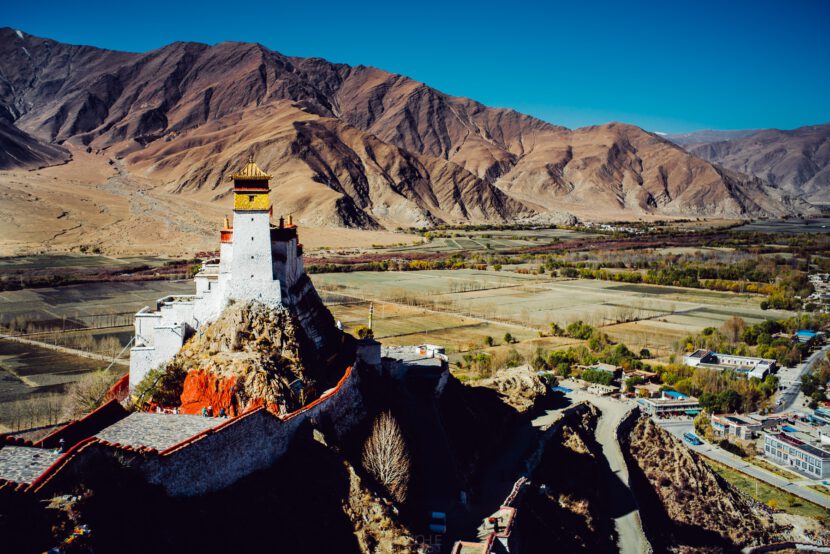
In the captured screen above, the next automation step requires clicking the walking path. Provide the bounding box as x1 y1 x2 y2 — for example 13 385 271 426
560 382 652 554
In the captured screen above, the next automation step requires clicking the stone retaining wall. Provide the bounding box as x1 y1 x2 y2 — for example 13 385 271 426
23 363 365 498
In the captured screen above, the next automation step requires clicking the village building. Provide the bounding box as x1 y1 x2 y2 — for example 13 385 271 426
682 349 776 380
633 382 662 398
710 413 762 440
637 390 700 416
621 368 658 382
763 424 830 479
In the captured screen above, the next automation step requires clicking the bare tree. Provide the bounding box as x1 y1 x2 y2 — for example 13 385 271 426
721 316 746 344
63 370 115 420
362 412 411 503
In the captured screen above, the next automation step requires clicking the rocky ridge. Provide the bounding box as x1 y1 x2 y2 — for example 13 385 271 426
683 124 830 203
624 416 779 551
0 27 809 229
170 301 336 415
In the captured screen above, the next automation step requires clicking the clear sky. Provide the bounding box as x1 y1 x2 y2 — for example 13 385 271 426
4 0 829 133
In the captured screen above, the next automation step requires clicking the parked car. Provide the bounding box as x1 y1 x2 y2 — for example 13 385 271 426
683 432 703 446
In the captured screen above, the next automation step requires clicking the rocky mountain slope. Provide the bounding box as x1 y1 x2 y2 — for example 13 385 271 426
0 28 810 229
623 416 779 551
681 124 830 203
665 129 761 146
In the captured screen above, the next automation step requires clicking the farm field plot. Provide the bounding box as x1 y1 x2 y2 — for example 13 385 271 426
0 280 195 329
0 253 170 271
322 298 540 353
313 270 794 353
381 228 596 254
0 340 115 432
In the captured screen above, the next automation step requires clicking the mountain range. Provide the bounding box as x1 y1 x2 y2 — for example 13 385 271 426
0 28 819 239
668 125 830 204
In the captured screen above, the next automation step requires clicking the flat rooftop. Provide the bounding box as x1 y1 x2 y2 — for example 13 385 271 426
0 445 61 484
768 432 830 459
381 346 444 367
724 415 754 426
643 396 699 406
96 413 224 451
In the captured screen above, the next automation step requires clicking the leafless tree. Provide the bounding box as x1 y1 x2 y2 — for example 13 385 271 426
63 370 115 420
721 315 746 344
362 411 411 503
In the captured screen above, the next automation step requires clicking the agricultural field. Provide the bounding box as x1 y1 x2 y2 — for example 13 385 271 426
0 279 194 331
733 218 830 234
0 253 170 272
0 279 196 431
313 269 793 357
378 228 597 254
0 340 116 432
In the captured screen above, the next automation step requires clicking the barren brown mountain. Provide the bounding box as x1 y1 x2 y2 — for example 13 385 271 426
682 124 830 203
0 28 811 254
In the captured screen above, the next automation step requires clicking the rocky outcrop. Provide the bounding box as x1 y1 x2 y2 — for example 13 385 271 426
622 416 779 551
0 27 807 228
172 301 343 415
516 402 620 552
472 365 547 413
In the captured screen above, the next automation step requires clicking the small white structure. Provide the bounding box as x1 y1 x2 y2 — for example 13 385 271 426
129 159 310 390
682 349 776 379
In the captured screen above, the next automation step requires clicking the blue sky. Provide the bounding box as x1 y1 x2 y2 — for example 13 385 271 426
4 0 829 133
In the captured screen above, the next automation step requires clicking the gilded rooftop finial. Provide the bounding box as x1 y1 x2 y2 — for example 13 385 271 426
231 156 272 181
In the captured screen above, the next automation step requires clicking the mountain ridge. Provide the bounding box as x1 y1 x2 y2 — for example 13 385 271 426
0 27 812 233
681 123 830 203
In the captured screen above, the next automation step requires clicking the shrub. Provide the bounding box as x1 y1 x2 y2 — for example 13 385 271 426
63 370 118 420
133 360 187 409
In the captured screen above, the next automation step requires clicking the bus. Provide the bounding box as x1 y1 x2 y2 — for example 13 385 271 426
683 432 703 446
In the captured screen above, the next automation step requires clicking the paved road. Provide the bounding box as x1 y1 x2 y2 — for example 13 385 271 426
560 383 652 554
657 420 830 510
777 344 830 413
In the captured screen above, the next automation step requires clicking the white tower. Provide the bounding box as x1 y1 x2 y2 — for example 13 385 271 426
225 157 282 307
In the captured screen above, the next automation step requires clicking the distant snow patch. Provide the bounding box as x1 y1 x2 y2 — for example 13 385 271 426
654 131 667 136
15 29 24 39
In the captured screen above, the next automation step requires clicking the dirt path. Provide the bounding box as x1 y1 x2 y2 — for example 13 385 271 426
560 383 652 553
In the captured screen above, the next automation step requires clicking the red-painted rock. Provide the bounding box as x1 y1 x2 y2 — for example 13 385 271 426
179 371 238 416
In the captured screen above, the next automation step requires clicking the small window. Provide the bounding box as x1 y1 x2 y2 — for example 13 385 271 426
251 256 254 259
251 237 254 241
248 195 255 202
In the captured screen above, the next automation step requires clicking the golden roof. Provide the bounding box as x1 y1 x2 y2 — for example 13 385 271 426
230 156 271 181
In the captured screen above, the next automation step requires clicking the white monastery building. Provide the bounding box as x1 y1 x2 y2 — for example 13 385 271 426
129 158 310 390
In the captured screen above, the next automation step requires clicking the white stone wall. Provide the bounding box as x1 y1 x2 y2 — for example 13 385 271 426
129 347 155 390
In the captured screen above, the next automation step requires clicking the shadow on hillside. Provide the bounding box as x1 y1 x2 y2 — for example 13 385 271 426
516 406 621 553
